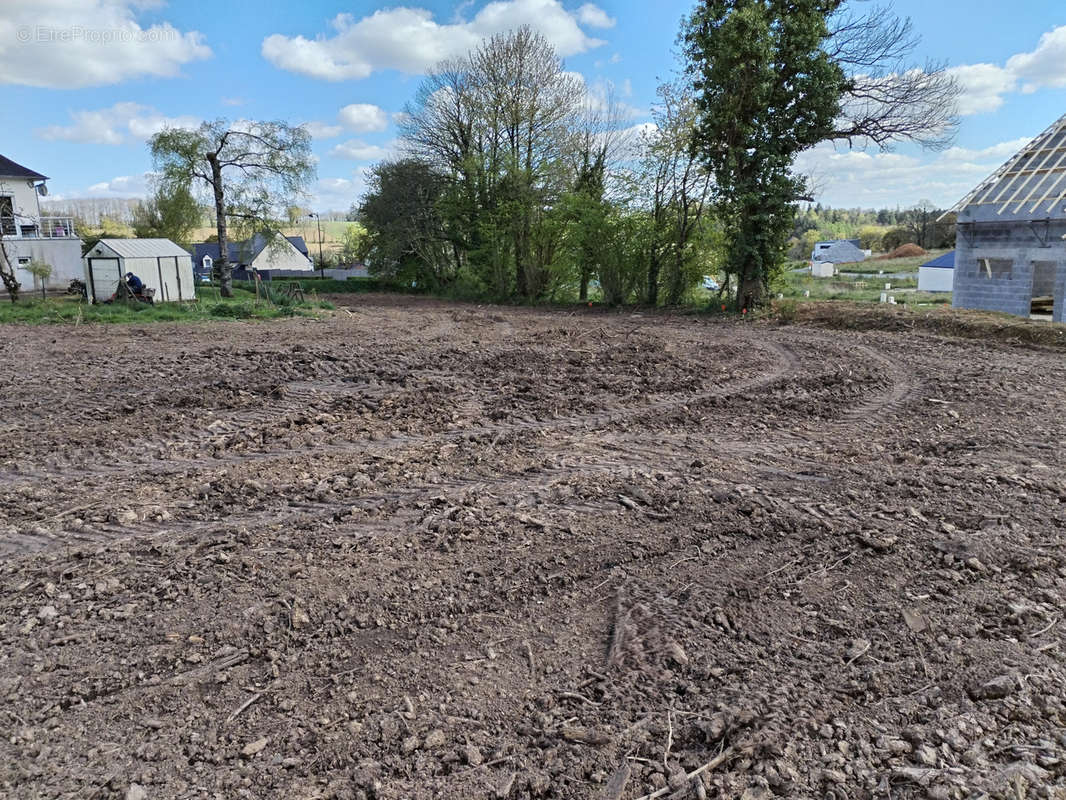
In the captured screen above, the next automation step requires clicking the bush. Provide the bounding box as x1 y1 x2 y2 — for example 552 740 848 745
207 302 255 318
881 227 915 252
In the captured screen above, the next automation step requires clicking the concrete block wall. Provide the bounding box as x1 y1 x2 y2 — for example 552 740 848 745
952 220 1066 319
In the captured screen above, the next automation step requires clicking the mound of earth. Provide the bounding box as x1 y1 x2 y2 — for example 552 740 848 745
880 243 927 259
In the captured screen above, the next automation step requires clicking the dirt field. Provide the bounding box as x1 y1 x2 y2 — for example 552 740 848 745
2 297 1065 799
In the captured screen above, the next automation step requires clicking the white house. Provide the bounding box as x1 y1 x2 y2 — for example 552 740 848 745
0 154 83 290
83 239 195 303
190 232 313 279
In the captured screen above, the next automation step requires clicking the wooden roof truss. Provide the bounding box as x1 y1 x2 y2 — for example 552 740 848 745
948 113 1066 219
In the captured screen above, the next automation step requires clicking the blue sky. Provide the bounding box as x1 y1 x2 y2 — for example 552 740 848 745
1 0 1064 211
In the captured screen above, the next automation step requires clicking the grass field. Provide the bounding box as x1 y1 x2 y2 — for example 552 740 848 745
0 286 332 325
187 220 363 251
835 249 951 274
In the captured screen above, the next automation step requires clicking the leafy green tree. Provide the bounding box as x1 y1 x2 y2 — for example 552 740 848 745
149 120 315 296
684 0 848 308
684 0 959 307
358 159 458 288
131 181 199 245
338 223 365 264
25 260 53 299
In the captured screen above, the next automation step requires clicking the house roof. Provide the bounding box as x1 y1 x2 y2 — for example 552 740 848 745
96 238 192 259
286 236 310 257
922 250 955 269
190 232 311 270
812 240 866 263
0 154 47 181
948 113 1066 221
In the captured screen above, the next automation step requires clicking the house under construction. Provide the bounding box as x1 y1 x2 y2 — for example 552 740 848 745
948 113 1066 321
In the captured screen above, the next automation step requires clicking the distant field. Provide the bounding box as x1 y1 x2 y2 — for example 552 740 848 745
837 249 950 274
188 220 362 249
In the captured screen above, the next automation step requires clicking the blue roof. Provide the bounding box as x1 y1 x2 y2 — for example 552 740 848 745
922 250 955 269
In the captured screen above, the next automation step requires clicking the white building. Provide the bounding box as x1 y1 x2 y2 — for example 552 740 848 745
190 232 313 279
0 154 83 290
83 239 196 303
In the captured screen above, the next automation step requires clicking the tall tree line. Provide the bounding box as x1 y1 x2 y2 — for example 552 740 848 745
358 28 716 305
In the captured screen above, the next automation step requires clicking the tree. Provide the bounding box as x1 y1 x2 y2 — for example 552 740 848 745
826 5 958 150
358 159 458 288
640 82 714 305
0 236 19 303
131 181 199 245
685 0 848 308
25 260 52 299
400 27 583 299
0 189 21 302
338 223 365 264
149 120 315 296
683 0 959 307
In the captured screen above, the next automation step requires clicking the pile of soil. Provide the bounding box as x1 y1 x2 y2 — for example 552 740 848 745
879 243 927 259
1 299 1065 798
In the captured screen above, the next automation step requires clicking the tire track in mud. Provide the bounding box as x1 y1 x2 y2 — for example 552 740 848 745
0 336 796 555
0 330 923 557
0 334 798 487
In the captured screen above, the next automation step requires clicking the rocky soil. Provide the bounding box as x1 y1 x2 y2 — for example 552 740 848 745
1 296 1065 799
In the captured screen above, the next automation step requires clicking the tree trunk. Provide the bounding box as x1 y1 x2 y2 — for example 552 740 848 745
208 156 232 298
647 252 661 305
579 270 589 302
0 238 19 302
738 272 763 311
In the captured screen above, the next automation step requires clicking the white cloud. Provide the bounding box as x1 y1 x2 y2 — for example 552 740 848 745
85 172 153 197
38 102 199 145
329 139 397 161
261 0 606 81
221 96 245 107
312 173 370 210
1006 25 1066 93
941 137 1033 163
942 25 1066 115
0 0 210 88
576 3 615 29
947 64 1017 116
338 103 389 133
304 121 344 139
794 138 1034 209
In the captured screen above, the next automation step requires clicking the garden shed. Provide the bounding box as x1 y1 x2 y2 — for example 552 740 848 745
83 239 195 304
947 113 1066 321
918 250 955 292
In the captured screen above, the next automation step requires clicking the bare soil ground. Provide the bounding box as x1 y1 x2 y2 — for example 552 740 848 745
2 296 1065 800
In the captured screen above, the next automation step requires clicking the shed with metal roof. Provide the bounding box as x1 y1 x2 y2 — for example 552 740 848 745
945 113 1066 320
918 250 955 292
83 238 195 303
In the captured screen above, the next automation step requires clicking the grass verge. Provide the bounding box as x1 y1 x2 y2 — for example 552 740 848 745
0 292 333 325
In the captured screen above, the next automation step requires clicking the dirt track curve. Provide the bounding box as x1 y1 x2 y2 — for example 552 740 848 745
2 296 1065 799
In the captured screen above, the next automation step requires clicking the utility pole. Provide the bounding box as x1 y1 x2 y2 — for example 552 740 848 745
308 212 325 277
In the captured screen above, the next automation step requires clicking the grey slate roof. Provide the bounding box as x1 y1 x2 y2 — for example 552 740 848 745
0 154 47 180
811 240 866 264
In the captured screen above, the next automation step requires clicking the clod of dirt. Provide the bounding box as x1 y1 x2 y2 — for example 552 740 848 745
969 675 1016 701
241 737 269 757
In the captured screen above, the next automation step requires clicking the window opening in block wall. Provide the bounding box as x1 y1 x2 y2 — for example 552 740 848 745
975 258 1013 279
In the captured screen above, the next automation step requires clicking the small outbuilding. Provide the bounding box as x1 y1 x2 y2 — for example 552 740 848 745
947 113 1066 320
918 250 955 292
83 239 195 303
